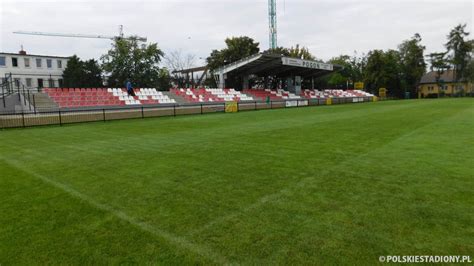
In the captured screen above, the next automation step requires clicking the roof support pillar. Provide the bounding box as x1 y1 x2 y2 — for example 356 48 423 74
218 71 225 89
243 75 250 90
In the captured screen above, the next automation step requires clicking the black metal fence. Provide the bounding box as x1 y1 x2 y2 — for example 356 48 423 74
0 97 376 129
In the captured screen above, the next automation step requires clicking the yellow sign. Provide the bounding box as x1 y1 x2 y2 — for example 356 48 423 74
372 96 378 102
225 101 238 113
379 88 387 98
354 82 364 90
326 98 332 105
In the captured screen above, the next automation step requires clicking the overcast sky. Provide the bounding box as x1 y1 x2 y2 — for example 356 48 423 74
1 0 472 66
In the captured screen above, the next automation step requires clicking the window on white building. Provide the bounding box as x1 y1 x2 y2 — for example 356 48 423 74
26 78 32 87
12 57 18 67
36 58 42 68
0 56 5 66
48 79 55 87
57 60 62 68
58 79 64 87
24 58 30 68
47 59 52 68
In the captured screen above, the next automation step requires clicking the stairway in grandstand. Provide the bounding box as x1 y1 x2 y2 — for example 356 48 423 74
162 91 188 105
32 92 59 112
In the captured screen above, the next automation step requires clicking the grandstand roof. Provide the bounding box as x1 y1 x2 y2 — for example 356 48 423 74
172 66 207 74
215 53 341 78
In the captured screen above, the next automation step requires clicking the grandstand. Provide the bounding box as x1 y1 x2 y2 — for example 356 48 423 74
43 87 374 108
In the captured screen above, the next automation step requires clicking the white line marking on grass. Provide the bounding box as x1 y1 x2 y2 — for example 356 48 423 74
1 158 228 265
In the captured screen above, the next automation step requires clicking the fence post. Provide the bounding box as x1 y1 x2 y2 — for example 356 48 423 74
23 87 27 105
297 100 299 107
237 101 239 112
21 111 25 127
200 104 203 114
270 100 273 109
173 104 176 116
254 101 257 110
141 106 144 118
59 110 62 126
102 109 106 122
27 90 31 110
33 94 36 114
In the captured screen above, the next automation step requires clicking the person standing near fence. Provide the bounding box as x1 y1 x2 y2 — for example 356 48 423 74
126 80 135 96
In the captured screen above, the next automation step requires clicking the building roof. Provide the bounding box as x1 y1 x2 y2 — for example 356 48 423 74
419 69 464 84
0 52 71 59
215 53 340 78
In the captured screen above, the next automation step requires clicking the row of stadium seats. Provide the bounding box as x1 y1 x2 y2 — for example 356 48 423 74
243 89 302 101
43 88 176 108
44 88 121 107
171 88 254 103
302 89 374 99
108 88 176 105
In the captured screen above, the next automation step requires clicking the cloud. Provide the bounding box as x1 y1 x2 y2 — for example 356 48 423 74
1 0 472 66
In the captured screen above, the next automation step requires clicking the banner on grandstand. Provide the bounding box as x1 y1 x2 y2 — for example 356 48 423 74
281 57 333 71
225 102 238 113
354 82 364 90
285 100 308 107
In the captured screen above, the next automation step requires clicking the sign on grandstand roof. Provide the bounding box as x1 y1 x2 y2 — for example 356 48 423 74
281 57 333 71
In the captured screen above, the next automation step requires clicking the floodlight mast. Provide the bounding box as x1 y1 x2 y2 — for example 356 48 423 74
268 0 277 49
13 25 147 42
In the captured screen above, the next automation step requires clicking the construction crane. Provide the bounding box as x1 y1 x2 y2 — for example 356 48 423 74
13 25 147 42
268 0 277 49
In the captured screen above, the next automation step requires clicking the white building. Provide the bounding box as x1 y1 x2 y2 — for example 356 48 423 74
0 50 70 90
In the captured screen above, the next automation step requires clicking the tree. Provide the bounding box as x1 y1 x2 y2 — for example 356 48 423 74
313 52 367 89
445 24 472 82
101 37 166 88
264 44 317 60
63 55 103 87
206 36 260 88
156 68 172 91
429 52 450 94
206 36 260 71
63 55 84 87
288 44 315 60
163 49 196 72
465 59 474 95
264 46 290 56
364 49 402 97
398 33 426 96
83 59 103 87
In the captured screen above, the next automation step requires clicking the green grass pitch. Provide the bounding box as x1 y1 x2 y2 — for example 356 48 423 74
0 99 473 264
